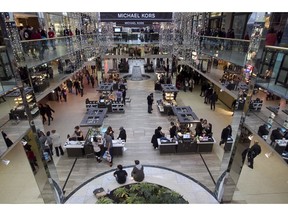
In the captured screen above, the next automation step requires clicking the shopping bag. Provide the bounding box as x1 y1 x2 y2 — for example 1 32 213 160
103 151 111 162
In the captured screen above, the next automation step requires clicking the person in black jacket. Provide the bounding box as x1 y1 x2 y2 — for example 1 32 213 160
169 122 177 139
113 164 127 184
219 125 231 146
117 126 127 142
195 118 203 136
38 103 47 124
210 91 218 111
147 93 154 113
258 124 269 137
44 104 55 126
270 128 283 145
247 141 262 169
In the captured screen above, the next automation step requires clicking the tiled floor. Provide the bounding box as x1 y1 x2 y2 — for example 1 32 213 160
1 60 288 204
39 65 288 204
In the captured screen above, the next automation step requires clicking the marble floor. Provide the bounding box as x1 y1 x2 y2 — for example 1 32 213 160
38 66 288 204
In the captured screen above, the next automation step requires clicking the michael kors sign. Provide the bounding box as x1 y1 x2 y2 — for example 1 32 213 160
100 12 173 22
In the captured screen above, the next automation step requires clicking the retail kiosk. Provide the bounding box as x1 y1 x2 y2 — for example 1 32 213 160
65 108 108 157
157 84 178 115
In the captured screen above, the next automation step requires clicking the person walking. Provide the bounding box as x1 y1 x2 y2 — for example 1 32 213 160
147 93 154 114
113 164 128 184
131 160 145 182
246 141 262 169
122 88 126 105
44 104 55 126
38 103 47 124
50 129 64 157
210 91 218 111
90 74 95 88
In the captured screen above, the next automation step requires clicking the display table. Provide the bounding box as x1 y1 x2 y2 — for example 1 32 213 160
64 141 85 157
224 137 233 152
80 108 107 127
112 140 125 156
97 83 114 92
274 139 287 155
197 137 216 153
172 106 199 126
157 138 178 154
266 106 279 115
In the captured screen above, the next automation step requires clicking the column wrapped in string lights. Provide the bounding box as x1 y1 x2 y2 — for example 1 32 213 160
98 21 113 57
0 13 25 67
191 13 202 66
82 12 98 59
159 22 174 55
172 13 195 63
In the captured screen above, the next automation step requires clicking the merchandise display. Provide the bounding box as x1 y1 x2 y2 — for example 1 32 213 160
9 89 38 120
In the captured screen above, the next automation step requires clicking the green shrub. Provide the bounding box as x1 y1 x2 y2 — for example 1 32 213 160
96 182 188 204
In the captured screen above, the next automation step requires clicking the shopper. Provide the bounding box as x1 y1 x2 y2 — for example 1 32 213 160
147 93 154 114
44 104 55 126
48 27 56 50
103 128 113 167
247 141 262 169
38 103 47 124
131 160 145 182
45 131 54 156
122 88 126 105
169 122 177 139
117 126 127 142
210 91 218 111
1 130 13 148
92 137 102 163
219 125 231 147
113 164 128 184
50 129 64 157
73 126 84 141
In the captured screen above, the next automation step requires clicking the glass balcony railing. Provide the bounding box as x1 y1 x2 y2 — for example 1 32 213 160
19 34 99 68
199 36 250 66
254 45 288 99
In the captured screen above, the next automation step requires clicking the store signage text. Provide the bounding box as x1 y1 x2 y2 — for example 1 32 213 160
100 12 173 22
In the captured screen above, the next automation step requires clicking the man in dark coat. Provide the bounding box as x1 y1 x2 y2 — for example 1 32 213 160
147 93 153 113
219 125 231 146
247 141 262 169
210 91 218 111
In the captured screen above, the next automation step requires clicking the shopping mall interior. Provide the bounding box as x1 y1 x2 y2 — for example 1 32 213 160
0 6 288 210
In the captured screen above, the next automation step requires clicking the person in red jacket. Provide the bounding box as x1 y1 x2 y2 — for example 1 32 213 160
48 27 56 50
265 28 277 46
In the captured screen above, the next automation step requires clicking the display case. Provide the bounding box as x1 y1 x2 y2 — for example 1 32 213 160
31 73 50 93
9 88 38 120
